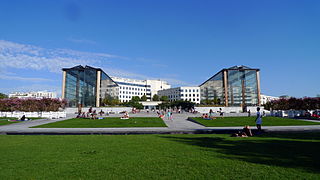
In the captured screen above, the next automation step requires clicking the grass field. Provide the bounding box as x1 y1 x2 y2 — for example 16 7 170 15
0 133 319 179
32 117 167 128
191 116 320 127
0 117 43 126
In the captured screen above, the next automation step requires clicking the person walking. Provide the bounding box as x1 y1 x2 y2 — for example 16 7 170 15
256 107 262 132
167 110 171 120
219 108 224 117
209 109 213 118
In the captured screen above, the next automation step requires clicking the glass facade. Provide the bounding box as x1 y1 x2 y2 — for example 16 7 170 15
63 65 118 107
100 71 119 101
200 66 260 107
200 71 225 105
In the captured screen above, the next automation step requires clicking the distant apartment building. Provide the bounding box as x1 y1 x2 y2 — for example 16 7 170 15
260 94 279 105
62 65 170 107
158 87 201 104
9 91 57 99
111 77 170 102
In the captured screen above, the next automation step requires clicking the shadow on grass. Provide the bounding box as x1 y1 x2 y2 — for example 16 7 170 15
161 134 320 173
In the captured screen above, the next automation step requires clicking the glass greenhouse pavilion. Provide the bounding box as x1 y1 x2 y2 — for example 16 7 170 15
62 65 118 107
199 65 261 108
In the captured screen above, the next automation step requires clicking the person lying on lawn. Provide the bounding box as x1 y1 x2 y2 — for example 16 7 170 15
121 111 130 119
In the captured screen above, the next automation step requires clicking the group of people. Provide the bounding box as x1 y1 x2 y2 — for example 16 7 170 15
201 113 215 120
233 107 264 137
201 108 224 120
231 125 253 137
121 111 130 119
77 107 105 120
156 109 173 120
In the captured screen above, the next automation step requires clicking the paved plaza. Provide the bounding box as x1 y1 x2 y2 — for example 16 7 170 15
1 112 320 135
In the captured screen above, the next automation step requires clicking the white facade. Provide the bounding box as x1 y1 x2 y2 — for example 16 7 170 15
158 86 201 104
8 91 57 99
260 94 279 105
111 77 170 102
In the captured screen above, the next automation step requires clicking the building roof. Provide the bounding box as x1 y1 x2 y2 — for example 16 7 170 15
199 65 260 87
62 65 119 86
62 65 104 71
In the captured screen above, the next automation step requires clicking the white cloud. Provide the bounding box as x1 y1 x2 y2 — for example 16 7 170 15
0 74 53 82
0 40 122 73
0 40 190 88
103 67 152 80
161 78 195 87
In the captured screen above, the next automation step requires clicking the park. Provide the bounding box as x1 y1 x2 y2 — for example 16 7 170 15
1 1 320 179
0 105 320 179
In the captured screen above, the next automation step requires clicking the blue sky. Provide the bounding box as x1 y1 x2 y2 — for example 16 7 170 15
0 0 319 97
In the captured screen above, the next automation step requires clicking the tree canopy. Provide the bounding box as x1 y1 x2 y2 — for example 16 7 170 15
0 93 8 99
264 97 320 110
152 94 160 101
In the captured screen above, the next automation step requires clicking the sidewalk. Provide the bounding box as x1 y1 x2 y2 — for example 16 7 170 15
1 113 320 135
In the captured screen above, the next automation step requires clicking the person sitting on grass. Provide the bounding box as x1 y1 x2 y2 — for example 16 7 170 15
121 111 130 119
243 125 253 137
20 115 30 121
91 110 97 119
231 125 253 137
9 115 30 122
202 113 214 120
98 110 104 116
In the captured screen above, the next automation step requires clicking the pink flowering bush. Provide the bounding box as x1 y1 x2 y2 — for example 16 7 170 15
0 98 67 112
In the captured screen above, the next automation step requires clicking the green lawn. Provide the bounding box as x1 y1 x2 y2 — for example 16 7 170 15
0 133 319 179
0 119 19 126
0 117 43 126
191 116 320 127
32 117 167 128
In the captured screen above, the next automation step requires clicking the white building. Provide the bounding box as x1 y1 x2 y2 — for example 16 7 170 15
260 94 279 105
9 91 57 99
110 77 170 102
158 86 201 104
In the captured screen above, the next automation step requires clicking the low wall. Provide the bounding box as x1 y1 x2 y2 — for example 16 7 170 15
195 106 265 114
0 111 66 119
65 107 132 114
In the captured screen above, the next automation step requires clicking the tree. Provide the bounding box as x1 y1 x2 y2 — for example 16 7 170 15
0 93 8 99
152 94 160 101
131 96 141 102
122 97 144 109
140 95 147 101
102 95 120 106
263 97 320 111
160 96 169 102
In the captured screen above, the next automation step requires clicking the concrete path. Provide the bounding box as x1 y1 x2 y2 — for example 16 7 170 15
1 112 320 135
